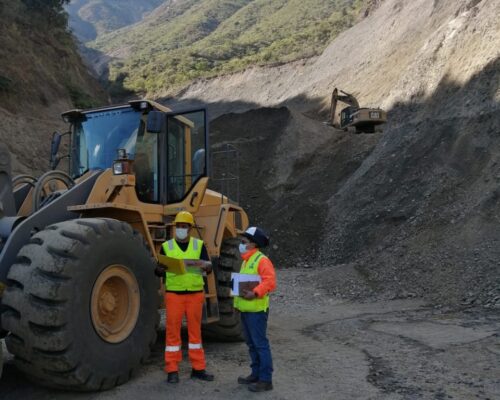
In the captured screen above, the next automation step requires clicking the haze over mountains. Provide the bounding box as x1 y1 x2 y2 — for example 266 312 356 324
66 0 164 42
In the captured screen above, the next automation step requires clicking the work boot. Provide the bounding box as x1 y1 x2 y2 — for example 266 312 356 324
248 381 273 392
238 374 258 384
167 372 179 384
191 369 214 381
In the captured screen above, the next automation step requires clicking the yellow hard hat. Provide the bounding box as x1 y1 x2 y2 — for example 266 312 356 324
174 211 194 226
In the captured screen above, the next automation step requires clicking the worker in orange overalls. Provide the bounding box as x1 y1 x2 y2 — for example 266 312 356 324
156 211 214 384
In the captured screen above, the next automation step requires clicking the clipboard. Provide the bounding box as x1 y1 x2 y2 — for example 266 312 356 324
230 273 261 296
158 254 186 275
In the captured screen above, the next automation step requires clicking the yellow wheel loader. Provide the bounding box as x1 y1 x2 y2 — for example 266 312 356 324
330 88 387 133
0 100 248 390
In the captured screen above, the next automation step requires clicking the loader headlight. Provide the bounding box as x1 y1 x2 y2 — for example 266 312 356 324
113 161 130 175
113 162 123 175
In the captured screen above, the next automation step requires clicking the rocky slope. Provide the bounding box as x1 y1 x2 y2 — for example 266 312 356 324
0 0 105 176
172 0 499 113
170 0 500 306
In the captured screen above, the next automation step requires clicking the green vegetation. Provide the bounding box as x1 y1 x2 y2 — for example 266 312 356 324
87 0 369 96
65 82 98 108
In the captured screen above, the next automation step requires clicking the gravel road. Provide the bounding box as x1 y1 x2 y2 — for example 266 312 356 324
1 267 499 400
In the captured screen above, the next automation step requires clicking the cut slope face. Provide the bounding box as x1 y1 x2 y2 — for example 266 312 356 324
318 58 500 306
175 0 499 113
185 0 499 306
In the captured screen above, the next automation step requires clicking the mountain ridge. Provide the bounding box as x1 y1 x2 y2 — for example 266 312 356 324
67 0 372 96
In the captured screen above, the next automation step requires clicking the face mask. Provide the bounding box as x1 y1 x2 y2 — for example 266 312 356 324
239 243 248 254
176 228 188 240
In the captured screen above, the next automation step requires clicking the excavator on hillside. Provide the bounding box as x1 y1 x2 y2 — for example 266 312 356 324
0 100 247 390
329 88 387 133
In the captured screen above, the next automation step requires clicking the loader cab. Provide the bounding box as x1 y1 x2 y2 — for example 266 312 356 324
63 102 208 205
145 108 208 204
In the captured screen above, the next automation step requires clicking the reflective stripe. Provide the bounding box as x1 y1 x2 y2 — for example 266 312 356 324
165 345 181 352
167 240 174 251
193 239 199 251
188 343 203 350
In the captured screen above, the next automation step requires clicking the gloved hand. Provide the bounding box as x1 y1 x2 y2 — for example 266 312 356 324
242 289 257 300
154 264 165 277
201 261 212 274
184 260 212 274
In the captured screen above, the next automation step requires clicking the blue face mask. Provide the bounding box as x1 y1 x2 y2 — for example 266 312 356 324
239 243 248 254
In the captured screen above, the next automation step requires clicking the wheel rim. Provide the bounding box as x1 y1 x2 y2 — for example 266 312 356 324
91 265 140 343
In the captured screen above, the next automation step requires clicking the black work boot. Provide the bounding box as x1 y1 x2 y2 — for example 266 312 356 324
248 381 273 392
167 372 179 384
191 369 214 381
238 374 258 384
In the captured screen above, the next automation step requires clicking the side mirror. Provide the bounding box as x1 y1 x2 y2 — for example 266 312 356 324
146 111 165 134
50 132 62 169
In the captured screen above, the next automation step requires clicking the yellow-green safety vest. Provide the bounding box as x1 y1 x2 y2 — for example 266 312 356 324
234 251 270 312
162 237 204 292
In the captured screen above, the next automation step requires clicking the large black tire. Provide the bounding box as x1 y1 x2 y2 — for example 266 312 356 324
205 237 243 341
1 218 159 391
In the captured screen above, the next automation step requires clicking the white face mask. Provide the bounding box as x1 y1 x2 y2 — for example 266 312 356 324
176 228 189 240
239 243 248 254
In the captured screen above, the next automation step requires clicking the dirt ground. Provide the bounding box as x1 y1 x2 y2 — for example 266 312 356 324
1 267 498 400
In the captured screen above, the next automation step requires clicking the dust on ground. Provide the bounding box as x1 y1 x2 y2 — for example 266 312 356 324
1 267 499 400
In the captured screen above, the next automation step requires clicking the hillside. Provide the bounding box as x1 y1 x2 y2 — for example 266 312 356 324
0 0 106 175
172 0 500 307
66 0 164 42
80 0 372 95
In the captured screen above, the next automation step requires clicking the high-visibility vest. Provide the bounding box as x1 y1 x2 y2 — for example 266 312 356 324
234 251 269 312
162 237 204 291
